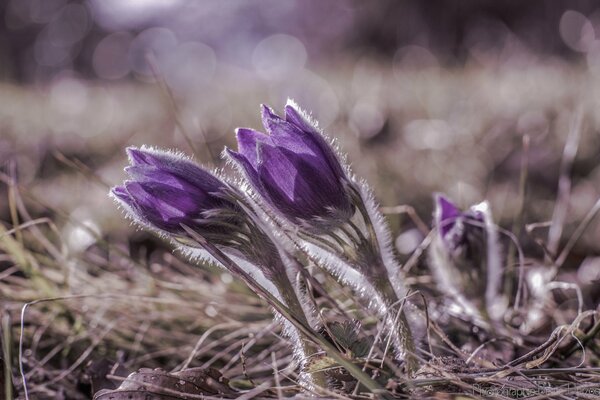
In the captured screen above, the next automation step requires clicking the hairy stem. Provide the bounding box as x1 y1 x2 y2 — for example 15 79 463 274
351 184 419 375
182 225 391 398
274 275 329 390
373 277 418 375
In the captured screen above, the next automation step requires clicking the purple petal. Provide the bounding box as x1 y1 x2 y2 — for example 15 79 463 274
230 102 353 225
110 185 138 213
435 194 461 237
127 147 226 196
261 104 285 135
172 164 224 194
262 104 316 146
225 148 264 192
235 128 271 168
257 143 297 201
284 103 347 181
261 104 346 180
284 102 316 134
269 124 321 158
125 165 203 194
126 147 169 167
112 185 130 201
257 144 350 220
115 146 244 236
125 181 208 229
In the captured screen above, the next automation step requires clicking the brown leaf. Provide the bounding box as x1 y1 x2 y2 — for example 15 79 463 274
93 367 235 400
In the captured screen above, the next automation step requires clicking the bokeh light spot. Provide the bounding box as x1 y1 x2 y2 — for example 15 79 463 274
253 34 307 81
93 32 134 80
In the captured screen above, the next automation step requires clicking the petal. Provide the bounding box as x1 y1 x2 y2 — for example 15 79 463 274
261 104 339 173
226 148 260 182
284 103 347 181
110 185 141 218
225 147 267 198
257 143 298 201
284 101 316 134
111 185 131 203
262 104 320 149
125 165 203 195
235 128 271 168
125 165 173 184
257 144 348 220
269 124 322 159
126 147 226 197
126 147 148 165
126 147 170 167
125 181 204 229
260 104 285 135
172 163 224 195
435 194 461 237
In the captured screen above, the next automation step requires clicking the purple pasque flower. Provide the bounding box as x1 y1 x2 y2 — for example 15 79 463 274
434 193 484 255
432 193 507 321
111 146 241 242
226 101 354 230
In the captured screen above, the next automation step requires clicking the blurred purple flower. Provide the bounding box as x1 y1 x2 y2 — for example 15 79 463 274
434 193 484 253
111 147 239 238
227 101 354 229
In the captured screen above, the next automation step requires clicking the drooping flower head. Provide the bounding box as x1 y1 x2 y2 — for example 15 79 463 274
112 146 297 277
226 101 354 231
111 146 242 245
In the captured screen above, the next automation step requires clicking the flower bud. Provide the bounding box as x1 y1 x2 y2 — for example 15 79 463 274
226 102 354 231
111 147 246 246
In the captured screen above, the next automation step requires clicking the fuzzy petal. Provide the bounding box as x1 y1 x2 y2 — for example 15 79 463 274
125 181 208 230
126 147 171 167
261 104 285 135
225 148 264 191
229 103 354 226
284 103 347 181
111 185 132 204
235 128 271 168
284 102 316 135
257 144 350 221
263 103 347 184
260 105 314 152
126 147 223 193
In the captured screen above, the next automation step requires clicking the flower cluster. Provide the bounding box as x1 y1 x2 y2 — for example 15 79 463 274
111 100 419 391
111 145 325 387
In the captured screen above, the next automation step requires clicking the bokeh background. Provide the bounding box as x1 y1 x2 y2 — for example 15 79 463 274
2 1 600 239
2 1 600 397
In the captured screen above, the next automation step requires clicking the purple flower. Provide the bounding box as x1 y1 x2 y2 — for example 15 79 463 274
111 147 240 239
226 102 354 229
434 193 484 254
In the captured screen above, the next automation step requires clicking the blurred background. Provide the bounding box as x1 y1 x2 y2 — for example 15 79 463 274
1 0 600 228
2 1 600 397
